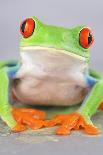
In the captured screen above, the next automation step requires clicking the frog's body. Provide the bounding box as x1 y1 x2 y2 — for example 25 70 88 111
13 46 88 106
0 16 103 135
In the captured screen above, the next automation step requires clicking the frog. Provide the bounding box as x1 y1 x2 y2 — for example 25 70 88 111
0 16 103 135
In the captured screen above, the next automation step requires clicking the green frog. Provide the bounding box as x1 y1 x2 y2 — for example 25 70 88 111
0 16 103 135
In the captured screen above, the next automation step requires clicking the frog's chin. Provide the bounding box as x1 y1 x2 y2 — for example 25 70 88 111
20 46 86 61
19 46 88 75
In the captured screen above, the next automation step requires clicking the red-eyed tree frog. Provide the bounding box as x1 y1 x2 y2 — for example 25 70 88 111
0 16 103 135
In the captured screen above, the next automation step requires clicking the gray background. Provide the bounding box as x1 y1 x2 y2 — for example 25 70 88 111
0 0 103 154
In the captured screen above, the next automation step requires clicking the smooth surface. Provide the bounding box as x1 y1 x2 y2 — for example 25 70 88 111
0 0 103 155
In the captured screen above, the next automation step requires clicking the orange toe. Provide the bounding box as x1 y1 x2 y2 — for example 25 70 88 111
29 120 44 130
56 126 71 135
22 114 44 129
12 123 27 132
84 124 100 135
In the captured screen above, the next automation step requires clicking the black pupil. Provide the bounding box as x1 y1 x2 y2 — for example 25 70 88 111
88 33 92 44
21 20 27 33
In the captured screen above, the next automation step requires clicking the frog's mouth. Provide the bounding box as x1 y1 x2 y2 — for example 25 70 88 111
20 46 86 61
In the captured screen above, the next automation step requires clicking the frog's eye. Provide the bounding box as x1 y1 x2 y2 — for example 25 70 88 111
79 28 94 49
20 18 35 38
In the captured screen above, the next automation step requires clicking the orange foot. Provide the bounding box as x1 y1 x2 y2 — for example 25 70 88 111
44 113 100 135
12 107 46 132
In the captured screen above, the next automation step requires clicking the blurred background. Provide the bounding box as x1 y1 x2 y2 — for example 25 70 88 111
0 0 103 72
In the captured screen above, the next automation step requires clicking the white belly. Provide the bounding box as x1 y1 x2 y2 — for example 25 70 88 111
13 47 89 106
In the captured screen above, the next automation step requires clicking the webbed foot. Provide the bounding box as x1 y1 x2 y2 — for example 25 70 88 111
44 113 100 135
12 108 45 132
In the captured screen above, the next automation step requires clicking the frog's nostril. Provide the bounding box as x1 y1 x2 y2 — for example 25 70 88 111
20 18 35 38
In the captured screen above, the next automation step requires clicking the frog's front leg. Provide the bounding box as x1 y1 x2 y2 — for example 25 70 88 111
0 67 25 131
0 65 45 132
44 75 103 135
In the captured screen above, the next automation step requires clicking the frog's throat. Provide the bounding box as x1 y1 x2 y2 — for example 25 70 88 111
20 46 86 62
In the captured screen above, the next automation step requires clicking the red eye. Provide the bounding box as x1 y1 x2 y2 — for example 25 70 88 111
79 28 94 49
20 18 35 38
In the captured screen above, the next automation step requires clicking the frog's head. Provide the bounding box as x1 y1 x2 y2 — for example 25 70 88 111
20 16 94 65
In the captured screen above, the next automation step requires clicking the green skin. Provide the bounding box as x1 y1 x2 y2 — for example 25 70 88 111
0 16 103 132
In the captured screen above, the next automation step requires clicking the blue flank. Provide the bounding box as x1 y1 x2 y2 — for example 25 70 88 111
7 63 20 79
86 75 98 87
